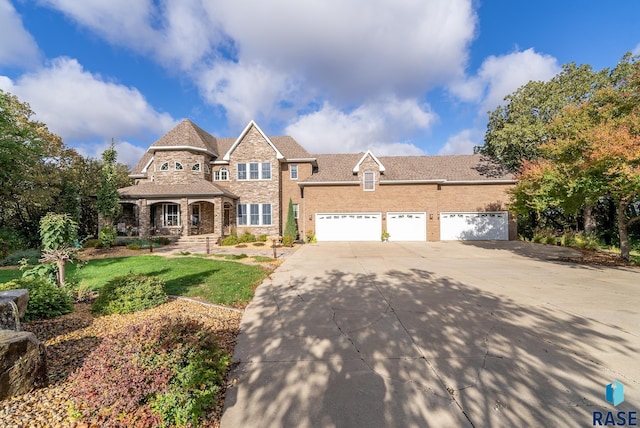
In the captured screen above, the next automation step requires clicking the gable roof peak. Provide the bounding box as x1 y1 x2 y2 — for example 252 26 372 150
222 120 284 161
353 150 386 173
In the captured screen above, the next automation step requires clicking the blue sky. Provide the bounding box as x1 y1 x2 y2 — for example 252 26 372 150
1 0 639 167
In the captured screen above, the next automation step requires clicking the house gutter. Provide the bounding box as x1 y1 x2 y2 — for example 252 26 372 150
298 181 360 187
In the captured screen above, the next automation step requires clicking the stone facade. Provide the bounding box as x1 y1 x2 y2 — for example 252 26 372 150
223 126 281 237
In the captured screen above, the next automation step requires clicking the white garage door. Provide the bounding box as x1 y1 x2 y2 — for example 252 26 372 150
386 212 426 241
440 212 508 241
315 213 382 241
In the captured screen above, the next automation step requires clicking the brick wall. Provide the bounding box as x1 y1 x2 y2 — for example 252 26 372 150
280 162 313 237
303 182 515 241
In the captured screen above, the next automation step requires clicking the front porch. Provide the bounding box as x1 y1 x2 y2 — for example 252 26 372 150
118 197 237 239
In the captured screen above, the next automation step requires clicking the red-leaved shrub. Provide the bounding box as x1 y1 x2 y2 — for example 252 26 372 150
69 315 229 427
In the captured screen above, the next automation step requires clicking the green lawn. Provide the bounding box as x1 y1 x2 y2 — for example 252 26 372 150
0 255 270 307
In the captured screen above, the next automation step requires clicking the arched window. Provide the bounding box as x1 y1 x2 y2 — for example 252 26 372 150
160 162 169 171
214 167 229 181
175 162 183 170
192 163 201 171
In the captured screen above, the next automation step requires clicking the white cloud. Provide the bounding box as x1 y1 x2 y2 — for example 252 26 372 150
38 0 478 129
438 128 480 155
75 140 146 168
285 97 434 154
450 48 560 115
0 0 40 67
37 0 221 70
0 57 176 142
197 60 308 129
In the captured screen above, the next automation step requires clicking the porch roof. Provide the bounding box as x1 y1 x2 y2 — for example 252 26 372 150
118 182 238 199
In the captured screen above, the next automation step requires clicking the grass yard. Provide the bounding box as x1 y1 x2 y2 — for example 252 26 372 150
0 255 270 307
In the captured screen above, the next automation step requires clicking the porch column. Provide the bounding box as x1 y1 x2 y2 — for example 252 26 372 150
138 199 150 237
214 197 223 236
181 198 189 236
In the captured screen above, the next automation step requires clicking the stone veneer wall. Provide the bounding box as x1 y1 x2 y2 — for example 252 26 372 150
150 151 212 185
225 126 280 236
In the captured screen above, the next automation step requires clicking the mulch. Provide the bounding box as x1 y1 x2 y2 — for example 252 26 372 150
0 299 242 428
561 249 639 268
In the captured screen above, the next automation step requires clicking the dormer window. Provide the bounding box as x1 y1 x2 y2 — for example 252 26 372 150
175 162 183 170
192 163 201 171
214 167 229 181
363 172 375 191
160 162 169 171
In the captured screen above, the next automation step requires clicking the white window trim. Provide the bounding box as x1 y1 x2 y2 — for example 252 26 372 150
237 162 272 181
214 167 229 181
363 172 375 191
160 162 169 171
293 203 299 219
162 203 180 227
290 164 298 180
192 163 201 172
237 203 272 226
175 162 183 170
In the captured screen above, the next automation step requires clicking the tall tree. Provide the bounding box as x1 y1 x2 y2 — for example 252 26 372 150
96 141 122 226
0 90 76 245
479 62 609 173
511 58 640 260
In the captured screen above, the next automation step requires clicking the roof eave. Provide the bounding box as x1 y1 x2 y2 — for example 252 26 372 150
149 146 217 157
298 181 360 187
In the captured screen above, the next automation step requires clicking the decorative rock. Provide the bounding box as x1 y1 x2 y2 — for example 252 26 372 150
0 289 29 330
0 330 47 400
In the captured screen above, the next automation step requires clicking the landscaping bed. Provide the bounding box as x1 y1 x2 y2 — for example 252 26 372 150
0 299 242 428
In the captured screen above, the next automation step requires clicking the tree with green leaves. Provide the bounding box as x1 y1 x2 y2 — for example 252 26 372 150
511 58 640 260
39 212 79 286
479 62 609 173
283 198 298 246
97 141 122 225
0 90 76 245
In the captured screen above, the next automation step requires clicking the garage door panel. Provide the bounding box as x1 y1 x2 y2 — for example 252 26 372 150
316 213 381 241
387 212 426 241
440 212 508 241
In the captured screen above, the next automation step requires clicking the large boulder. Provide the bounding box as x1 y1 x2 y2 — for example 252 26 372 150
0 289 29 330
0 330 47 400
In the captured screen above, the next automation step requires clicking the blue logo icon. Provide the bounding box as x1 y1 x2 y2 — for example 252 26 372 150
606 380 625 407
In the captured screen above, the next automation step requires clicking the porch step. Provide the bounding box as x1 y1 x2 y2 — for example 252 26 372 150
175 234 220 245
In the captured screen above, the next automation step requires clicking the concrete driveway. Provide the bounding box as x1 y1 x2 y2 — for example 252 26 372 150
221 241 639 427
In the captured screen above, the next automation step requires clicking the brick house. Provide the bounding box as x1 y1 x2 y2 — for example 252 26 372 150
118 119 517 241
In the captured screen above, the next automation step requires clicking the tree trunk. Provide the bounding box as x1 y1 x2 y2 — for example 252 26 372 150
57 260 66 287
583 204 596 234
617 200 630 261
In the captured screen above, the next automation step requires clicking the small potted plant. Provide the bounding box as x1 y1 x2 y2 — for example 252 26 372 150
381 230 390 242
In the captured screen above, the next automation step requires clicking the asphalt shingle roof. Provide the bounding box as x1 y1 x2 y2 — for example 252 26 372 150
301 153 514 183
119 182 237 199
150 119 219 155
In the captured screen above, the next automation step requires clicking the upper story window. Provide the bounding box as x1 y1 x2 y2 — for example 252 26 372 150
214 167 229 181
293 203 299 219
160 162 169 171
290 164 298 180
363 172 375 191
192 163 201 171
237 162 271 181
175 162 184 170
